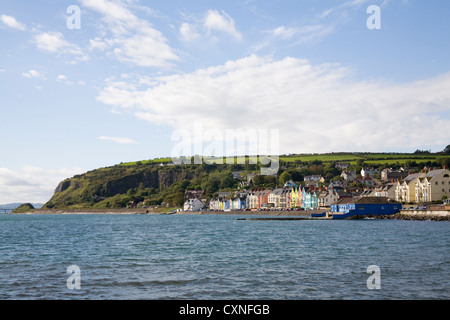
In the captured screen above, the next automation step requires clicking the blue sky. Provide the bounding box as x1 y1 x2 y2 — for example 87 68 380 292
1 0 449 203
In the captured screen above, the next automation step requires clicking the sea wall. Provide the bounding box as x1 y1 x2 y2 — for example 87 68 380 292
380 210 450 221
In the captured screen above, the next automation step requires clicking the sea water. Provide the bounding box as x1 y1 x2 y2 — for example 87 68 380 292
0 214 448 300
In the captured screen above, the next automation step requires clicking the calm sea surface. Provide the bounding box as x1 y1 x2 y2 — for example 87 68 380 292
0 213 448 300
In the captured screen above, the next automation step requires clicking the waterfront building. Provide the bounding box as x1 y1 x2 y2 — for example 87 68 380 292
317 190 339 208
290 187 301 208
268 188 284 209
415 169 450 203
184 198 206 211
259 190 272 209
302 188 318 210
331 197 402 219
373 183 397 200
394 173 425 203
285 188 292 209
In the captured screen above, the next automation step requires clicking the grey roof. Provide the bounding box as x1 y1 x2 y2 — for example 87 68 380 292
271 188 284 195
403 173 424 182
424 169 448 179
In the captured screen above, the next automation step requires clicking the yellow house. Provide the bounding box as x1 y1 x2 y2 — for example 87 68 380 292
395 173 424 203
415 169 450 203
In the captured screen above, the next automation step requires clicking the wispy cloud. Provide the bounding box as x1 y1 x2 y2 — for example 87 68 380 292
98 136 138 144
320 0 369 18
0 14 26 31
255 24 335 51
255 0 376 52
180 9 242 42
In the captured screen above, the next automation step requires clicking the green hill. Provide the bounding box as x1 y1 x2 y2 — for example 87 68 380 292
12 203 35 214
43 153 450 210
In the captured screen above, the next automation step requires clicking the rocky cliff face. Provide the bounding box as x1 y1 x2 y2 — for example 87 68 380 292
101 170 193 196
45 165 197 208
54 179 82 193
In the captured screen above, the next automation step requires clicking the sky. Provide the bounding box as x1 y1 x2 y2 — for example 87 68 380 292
0 0 449 204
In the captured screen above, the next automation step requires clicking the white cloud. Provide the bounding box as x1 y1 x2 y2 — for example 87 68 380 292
0 14 26 31
34 31 88 63
180 22 201 42
180 9 243 42
22 69 46 80
204 10 242 41
0 166 84 204
98 136 138 144
80 0 178 68
57 74 71 84
96 54 450 154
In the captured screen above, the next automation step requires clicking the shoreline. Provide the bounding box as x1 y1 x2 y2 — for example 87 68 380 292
11 208 450 221
18 208 317 216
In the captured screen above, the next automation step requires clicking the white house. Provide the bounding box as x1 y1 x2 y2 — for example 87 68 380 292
184 198 206 212
317 190 340 208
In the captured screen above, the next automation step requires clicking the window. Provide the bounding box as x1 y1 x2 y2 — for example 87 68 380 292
435 182 438 185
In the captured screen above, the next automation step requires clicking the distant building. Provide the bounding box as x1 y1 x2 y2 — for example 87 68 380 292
355 175 377 187
304 175 323 182
381 169 409 182
232 171 245 180
341 171 356 182
284 180 298 188
185 190 206 201
335 162 350 170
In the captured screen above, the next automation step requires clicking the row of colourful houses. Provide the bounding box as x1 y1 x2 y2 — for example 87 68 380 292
207 184 340 211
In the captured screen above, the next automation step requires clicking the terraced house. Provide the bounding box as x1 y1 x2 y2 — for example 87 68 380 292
302 188 318 210
415 169 450 203
395 173 424 203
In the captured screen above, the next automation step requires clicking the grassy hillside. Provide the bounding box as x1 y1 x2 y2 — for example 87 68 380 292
44 152 449 210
